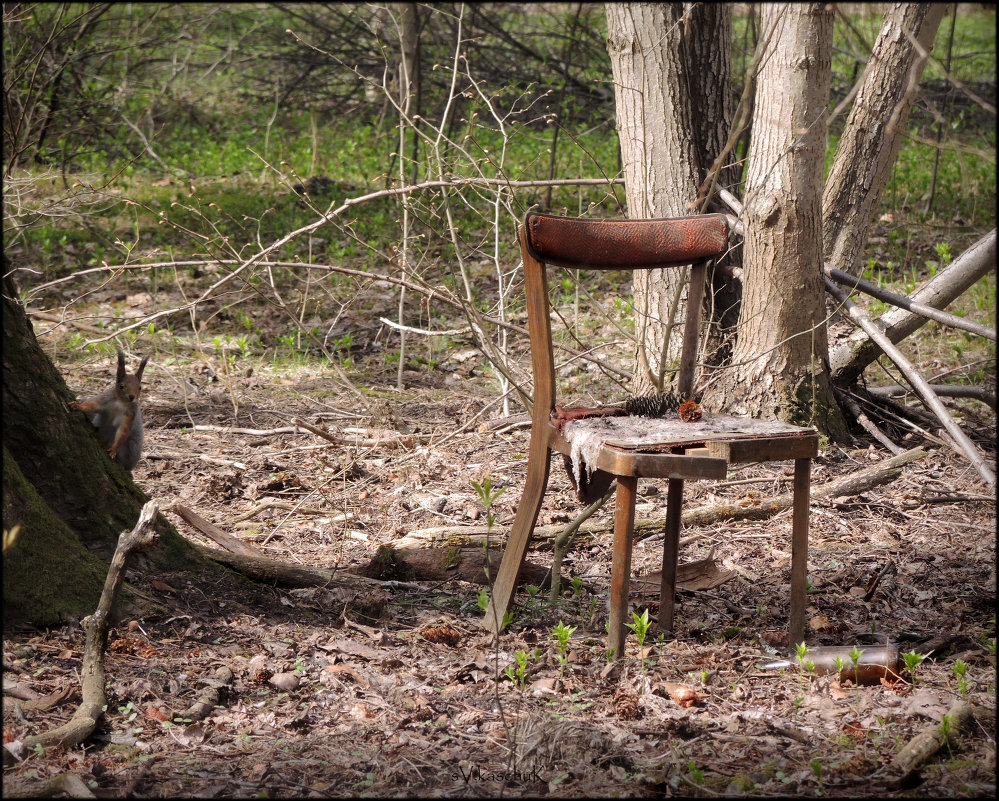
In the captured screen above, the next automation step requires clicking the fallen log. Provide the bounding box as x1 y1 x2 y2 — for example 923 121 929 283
23 501 159 750
868 384 996 411
193 545 386 590
384 447 928 549
829 229 996 384
716 189 996 386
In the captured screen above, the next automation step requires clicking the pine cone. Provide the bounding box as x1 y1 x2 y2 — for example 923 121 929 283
624 391 681 418
677 400 703 422
613 689 642 720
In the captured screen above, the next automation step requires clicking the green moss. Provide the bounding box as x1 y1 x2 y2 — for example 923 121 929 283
2 448 106 625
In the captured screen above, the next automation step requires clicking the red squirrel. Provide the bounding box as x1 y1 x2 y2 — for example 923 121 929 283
71 350 148 471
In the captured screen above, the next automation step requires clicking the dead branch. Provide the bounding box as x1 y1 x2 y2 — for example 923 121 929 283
868 384 996 410
24 175 625 343
825 278 994 485
25 309 105 335
385 447 927 549
172 504 261 559
28 258 630 386
231 501 347 523
290 416 431 448
378 316 471 337
834 387 904 454
829 229 996 384
825 266 995 340
23 501 159 750
716 190 995 385
192 424 306 436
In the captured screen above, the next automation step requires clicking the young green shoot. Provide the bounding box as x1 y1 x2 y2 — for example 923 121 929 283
625 608 653 691
902 650 925 686
953 659 969 696
552 621 577 683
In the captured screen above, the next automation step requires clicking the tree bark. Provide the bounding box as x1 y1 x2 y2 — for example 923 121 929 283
714 4 848 439
2 271 211 626
682 2 742 367
822 3 946 275
605 2 702 394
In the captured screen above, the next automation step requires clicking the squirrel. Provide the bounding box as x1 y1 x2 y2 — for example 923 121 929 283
71 350 149 471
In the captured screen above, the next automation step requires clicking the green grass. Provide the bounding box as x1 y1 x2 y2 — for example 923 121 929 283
7 6 993 311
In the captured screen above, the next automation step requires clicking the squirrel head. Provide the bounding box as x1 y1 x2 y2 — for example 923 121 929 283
115 350 149 404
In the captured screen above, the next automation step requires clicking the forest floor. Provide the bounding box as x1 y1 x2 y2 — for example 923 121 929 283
3 265 997 799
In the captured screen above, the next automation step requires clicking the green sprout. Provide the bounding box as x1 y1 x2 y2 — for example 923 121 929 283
552 621 577 683
902 651 925 686
953 659 969 696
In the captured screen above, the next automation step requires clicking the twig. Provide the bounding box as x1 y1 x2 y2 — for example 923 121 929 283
825 278 994 486
23 501 159 749
834 387 904 454
290 416 431 448
868 384 996 410
192 424 306 436
171 504 260 559
550 485 615 601
231 501 346 523
26 309 105 334
377 316 471 337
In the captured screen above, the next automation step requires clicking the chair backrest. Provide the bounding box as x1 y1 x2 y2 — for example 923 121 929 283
519 212 728 420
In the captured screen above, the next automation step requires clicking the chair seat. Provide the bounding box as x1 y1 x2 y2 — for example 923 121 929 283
553 410 819 483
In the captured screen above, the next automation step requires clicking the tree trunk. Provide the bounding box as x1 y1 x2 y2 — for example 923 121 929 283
822 3 945 275
606 3 737 397
2 271 211 626
682 3 742 369
714 4 847 438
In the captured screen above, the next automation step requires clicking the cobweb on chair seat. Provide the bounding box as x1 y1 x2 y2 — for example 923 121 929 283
560 413 810 485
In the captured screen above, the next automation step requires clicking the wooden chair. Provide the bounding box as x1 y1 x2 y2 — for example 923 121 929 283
484 212 819 658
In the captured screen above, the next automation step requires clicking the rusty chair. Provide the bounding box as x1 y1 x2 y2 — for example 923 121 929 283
484 212 819 658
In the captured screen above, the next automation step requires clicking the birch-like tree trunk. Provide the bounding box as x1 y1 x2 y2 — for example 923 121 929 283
715 4 847 437
822 3 945 275
606 3 701 395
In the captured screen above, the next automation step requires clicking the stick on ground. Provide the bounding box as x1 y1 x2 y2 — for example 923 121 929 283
22 501 159 750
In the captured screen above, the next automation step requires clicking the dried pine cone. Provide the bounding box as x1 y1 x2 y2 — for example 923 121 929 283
613 689 642 720
677 400 703 422
624 391 681 418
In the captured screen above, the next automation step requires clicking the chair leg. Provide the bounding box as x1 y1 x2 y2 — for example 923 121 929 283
484 446 551 633
788 457 811 654
607 475 638 660
658 478 684 634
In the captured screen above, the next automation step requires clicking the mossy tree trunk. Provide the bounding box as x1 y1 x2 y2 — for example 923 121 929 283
2 272 213 626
